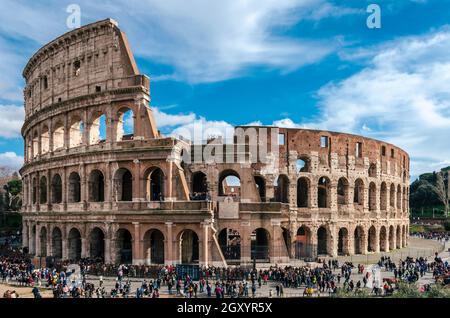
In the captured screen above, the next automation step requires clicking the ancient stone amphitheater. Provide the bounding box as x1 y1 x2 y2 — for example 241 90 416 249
20 19 410 266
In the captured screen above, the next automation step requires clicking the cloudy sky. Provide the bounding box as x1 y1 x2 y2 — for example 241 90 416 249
0 0 450 179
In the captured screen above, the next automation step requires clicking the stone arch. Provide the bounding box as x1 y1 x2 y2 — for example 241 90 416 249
39 176 47 204
68 172 81 203
254 176 266 202
297 177 310 207
396 225 401 249
41 125 50 154
219 169 241 198
114 168 133 201
295 225 312 258
116 228 133 264
32 130 39 157
144 167 165 201
69 115 84 148
369 182 377 211
338 228 349 255
368 163 377 178
116 107 134 141
337 177 349 205
390 183 396 208
192 171 207 200
40 226 47 257
88 111 107 145
52 121 64 151
275 174 289 203
388 225 395 250
218 228 241 260
51 174 62 204
368 226 377 252
380 182 387 211
89 227 105 261
143 229 165 264
32 177 37 204
379 226 387 252
282 227 291 257
317 226 329 255
296 155 311 173
354 226 366 255
89 169 105 202
354 178 364 206
251 228 270 260
179 229 199 264
52 227 62 259
68 228 82 261
317 176 331 208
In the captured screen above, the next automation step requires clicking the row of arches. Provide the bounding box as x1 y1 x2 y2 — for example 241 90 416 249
26 108 134 161
29 167 165 205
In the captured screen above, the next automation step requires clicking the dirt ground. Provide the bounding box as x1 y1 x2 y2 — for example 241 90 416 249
0 283 53 298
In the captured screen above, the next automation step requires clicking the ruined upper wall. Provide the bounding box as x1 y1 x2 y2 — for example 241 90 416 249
22 19 142 118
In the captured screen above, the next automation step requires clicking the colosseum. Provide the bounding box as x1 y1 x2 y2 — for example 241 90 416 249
19 19 410 266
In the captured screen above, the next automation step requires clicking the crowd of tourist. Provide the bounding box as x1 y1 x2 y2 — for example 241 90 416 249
410 231 450 241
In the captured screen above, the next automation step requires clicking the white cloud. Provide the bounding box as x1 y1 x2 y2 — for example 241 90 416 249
0 105 25 138
0 152 23 171
153 107 196 128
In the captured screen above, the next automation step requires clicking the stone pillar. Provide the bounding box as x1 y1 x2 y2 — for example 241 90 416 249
330 226 338 257
81 237 88 258
201 222 209 266
28 223 34 254
165 222 173 265
132 222 142 264
61 226 68 260
46 228 52 257
240 221 251 264
22 222 29 251
348 226 355 255
35 224 41 257
374 227 380 253
63 112 69 150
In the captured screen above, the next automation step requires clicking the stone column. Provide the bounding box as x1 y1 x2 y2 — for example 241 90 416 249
165 222 174 265
81 237 88 258
28 223 34 254
47 227 52 257
61 226 68 260
35 224 41 257
132 222 142 264
201 221 210 266
104 223 112 264
240 221 251 264
22 222 29 251
374 226 380 253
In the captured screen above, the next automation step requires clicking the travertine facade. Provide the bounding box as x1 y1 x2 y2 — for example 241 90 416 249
20 19 410 266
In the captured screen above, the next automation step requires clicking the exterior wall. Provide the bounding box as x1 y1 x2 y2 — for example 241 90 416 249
20 19 410 266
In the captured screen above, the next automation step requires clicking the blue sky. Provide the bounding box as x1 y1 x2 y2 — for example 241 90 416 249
1 0 450 179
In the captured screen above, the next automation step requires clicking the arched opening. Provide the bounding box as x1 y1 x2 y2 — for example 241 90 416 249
396 185 402 210
337 177 349 205
68 172 81 203
275 174 289 203
388 225 395 250
296 156 311 173
116 229 133 264
297 177 309 207
192 171 207 200
89 170 105 202
114 168 133 201
396 225 401 249
295 226 312 258
41 125 50 154
40 227 47 257
251 228 270 261
145 168 165 201
369 182 376 211
116 108 134 141
51 174 62 204
32 177 37 204
354 226 365 255
180 230 199 264
219 170 241 198
390 183 395 208
282 227 291 257
52 227 62 259
89 228 105 261
379 226 387 252
368 226 377 252
218 228 241 260
380 182 387 211
143 229 165 264
254 176 266 202
338 228 349 255
69 116 84 148
68 228 82 261
32 131 39 157
39 176 47 204
88 113 107 145
317 226 328 255
52 122 64 151
354 179 364 206
318 176 330 208
368 163 377 177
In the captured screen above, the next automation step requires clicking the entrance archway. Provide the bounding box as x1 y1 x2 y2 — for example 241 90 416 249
143 229 165 264
251 228 270 260
338 228 349 255
354 226 365 255
180 230 199 264
379 226 387 252
89 228 105 261
68 228 82 261
145 167 165 201
368 226 377 252
295 226 312 258
317 226 328 255
218 228 241 260
116 229 133 264
52 227 62 259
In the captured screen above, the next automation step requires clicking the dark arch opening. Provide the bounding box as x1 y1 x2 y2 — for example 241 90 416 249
68 228 82 261
89 227 105 261
317 226 328 255
68 172 81 203
318 177 330 208
39 176 47 204
116 229 132 264
219 170 241 198
251 228 270 261
297 177 309 207
89 170 105 202
146 168 165 201
338 228 349 255
275 174 289 203
254 176 266 202
192 171 207 200
180 230 199 264
51 174 62 204
218 228 241 260
144 229 165 264
52 227 62 259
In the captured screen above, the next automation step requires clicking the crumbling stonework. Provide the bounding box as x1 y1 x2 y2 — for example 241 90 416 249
20 19 409 266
